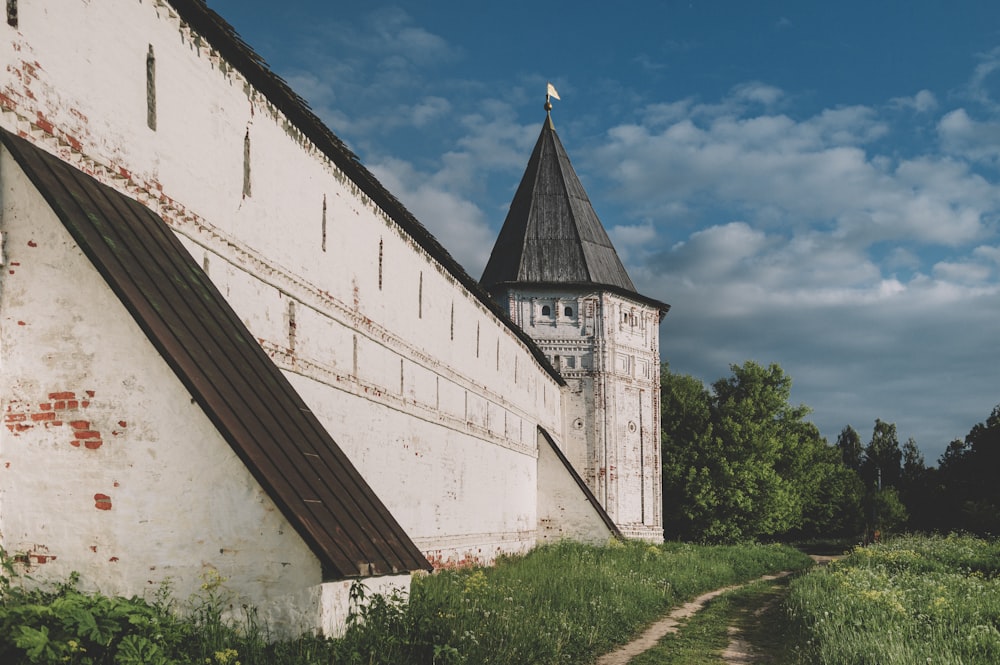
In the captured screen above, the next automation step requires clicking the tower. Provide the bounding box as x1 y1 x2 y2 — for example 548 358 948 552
481 100 669 541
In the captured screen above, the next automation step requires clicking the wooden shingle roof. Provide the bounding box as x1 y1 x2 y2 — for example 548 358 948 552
481 115 670 316
1 129 431 579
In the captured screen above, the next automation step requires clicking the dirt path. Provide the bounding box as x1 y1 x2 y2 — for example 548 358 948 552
718 554 842 664
597 555 842 665
594 572 790 665
719 578 786 664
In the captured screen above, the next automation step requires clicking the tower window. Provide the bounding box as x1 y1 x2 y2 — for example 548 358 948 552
541 305 551 316
564 306 573 317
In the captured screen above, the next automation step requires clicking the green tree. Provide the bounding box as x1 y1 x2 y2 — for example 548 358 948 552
901 437 925 484
836 425 863 472
661 361 863 542
935 405 1000 534
862 419 902 489
898 437 938 532
659 365 716 538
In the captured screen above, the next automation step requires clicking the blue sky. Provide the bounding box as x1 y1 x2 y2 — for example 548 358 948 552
208 0 1000 462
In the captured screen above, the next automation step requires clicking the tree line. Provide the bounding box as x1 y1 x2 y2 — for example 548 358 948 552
660 360 1000 542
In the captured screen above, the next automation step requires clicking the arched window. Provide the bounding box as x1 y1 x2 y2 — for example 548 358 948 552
564 306 573 317
541 305 551 316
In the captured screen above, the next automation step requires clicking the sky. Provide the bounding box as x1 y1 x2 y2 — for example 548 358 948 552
208 0 1000 463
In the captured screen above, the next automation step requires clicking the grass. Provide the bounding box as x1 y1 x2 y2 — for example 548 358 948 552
344 539 812 664
0 540 812 664
783 533 1000 664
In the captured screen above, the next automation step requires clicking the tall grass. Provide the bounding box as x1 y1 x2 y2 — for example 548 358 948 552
784 533 1000 664
340 539 812 664
0 540 810 664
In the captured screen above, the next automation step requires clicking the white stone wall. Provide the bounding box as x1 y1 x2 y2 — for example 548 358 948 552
0 151 359 636
536 429 616 546
508 288 663 542
0 0 569 571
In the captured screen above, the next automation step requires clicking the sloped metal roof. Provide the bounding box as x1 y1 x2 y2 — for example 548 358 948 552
1 129 431 579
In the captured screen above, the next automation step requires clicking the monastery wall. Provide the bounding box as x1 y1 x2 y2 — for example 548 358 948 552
0 151 398 636
0 0 568 576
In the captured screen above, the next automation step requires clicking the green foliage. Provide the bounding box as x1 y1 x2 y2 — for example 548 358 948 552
661 361 864 542
0 542 810 665
333 540 811 665
784 534 1000 664
836 425 863 472
862 418 902 489
931 404 1000 535
0 554 336 665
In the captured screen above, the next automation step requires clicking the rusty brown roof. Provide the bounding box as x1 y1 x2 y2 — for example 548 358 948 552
2 129 431 579
481 116 670 316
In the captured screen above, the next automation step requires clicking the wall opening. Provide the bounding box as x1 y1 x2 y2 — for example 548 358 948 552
541 305 551 316
146 45 156 130
476 323 480 358
6 1 16 28
321 194 327 252
450 302 454 340
352 334 358 377
418 272 423 319
242 129 252 198
286 300 297 353
378 238 383 290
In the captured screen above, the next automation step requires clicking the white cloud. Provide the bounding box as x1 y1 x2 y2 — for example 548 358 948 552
731 81 784 107
890 89 938 113
938 108 1000 162
369 157 497 275
595 94 996 251
610 223 657 247
973 244 1000 264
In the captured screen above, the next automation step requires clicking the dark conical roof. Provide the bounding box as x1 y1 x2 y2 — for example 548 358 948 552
481 114 646 298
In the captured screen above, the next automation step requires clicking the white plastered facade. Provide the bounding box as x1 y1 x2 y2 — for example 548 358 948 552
505 289 663 542
0 0 621 635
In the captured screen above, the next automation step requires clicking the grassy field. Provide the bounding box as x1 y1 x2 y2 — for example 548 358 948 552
784 533 1000 664
0 540 811 665
16 536 997 664
343 539 811 664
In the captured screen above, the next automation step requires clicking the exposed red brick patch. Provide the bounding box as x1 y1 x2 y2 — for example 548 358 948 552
94 494 112 510
5 391 108 447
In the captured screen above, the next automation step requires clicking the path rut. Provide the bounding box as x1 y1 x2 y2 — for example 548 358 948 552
594 572 790 665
